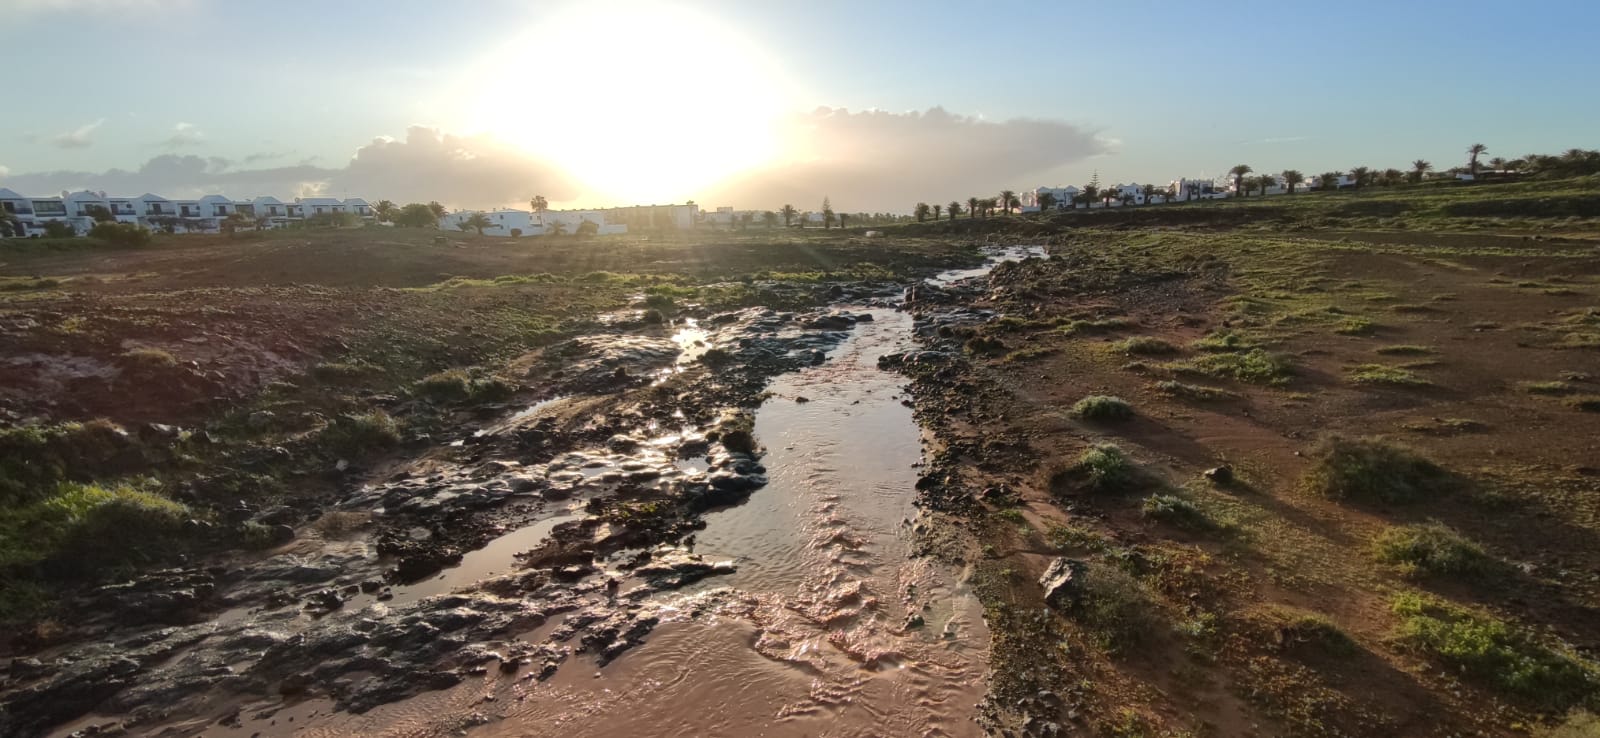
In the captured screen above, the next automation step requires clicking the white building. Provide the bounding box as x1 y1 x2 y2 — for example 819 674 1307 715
0 187 378 237
1170 178 1227 201
1020 186 1081 212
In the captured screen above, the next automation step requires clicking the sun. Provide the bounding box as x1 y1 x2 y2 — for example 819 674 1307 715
465 2 792 207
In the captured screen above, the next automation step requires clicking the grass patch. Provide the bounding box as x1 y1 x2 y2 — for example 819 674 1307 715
120 347 177 369
1559 333 1600 349
1376 344 1433 356
310 361 384 384
1153 380 1238 402
0 481 190 574
1069 561 1160 652
1191 331 1256 352
1141 493 1212 530
1568 396 1600 413
0 420 139 506
963 335 1007 357
1374 522 1496 578
1523 381 1580 396
1072 395 1134 422
1112 336 1179 355
316 411 401 457
1058 317 1136 336
1002 346 1057 363
1305 436 1454 504
1349 363 1431 386
1333 317 1379 336
1051 444 1139 495
414 369 515 404
1392 593 1598 709
1167 349 1293 384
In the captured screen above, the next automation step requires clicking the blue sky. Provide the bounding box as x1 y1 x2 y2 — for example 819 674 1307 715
3 0 1596 210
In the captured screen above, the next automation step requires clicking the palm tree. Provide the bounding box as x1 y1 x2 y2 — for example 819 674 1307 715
948 201 961 221
762 211 778 229
529 195 549 213
932 203 943 220
373 199 397 222
1036 192 1056 212
427 201 447 220
460 212 492 236
998 190 1016 215
1080 183 1099 208
546 219 568 237
1487 156 1507 172
1380 168 1405 187
780 204 797 227
1229 164 1253 197
1141 184 1157 204
1349 166 1372 189
914 202 931 222
1318 172 1342 191
1280 170 1303 195
821 197 834 230
1467 143 1488 178
1410 159 1431 184
967 197 980 219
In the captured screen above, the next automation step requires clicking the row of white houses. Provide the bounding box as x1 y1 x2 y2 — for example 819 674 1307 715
0 188 373 236
437 203 699 238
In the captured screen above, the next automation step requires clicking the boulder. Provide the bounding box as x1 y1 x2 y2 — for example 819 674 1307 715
1039 558 1087 610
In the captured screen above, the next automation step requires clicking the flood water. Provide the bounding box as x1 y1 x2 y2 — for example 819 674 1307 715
145 249 1043 738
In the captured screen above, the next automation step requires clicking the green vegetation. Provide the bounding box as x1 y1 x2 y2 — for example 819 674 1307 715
1333 317 1378 336
0 481 189 573
87 222 153 247
1069 561 1160 651
311 361 384 384
1167 349 1293 384
1191 331 1257 352
1054 444 1138 495
1349 363 1431 386
413 369 515 404
1305 437 1454 504
1392 593 1598 709
1141 494 1212 530
1113 336 1179 355
1059 317 1137 336
1537 712 1600 738
1524 381 1580 396
1153 380 1237 402
1072 395 1135 422
0 420 138 506
1373 522 1496 578
316 411 401 456
120 347 177 369
1568 397 1600 413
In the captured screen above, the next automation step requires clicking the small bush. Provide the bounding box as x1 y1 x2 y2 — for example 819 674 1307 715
0 481 189 573
1167 349 1293 384
1374 522 1496 578
120 347 177 369
0 420 139 506
88 222 153 247
1191 331 1255 352
1305 437 1454 504
1113 336 1179 355
1141 494 1211 530
1376 345 1433 356
964 335 1006 356
1333 317 1378 336
1058 317 1136 336
1568 396 1600 413
1392 593 1598 709
311 361 382 384
1349 364 1430 386
1071 562 1159 651
1053 444 1138 495
317 411 401 456
1559 333 1600 349
414 369 514 404
1072 395 1134 422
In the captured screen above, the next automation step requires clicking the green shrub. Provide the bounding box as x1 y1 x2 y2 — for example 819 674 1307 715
1191 331 1255 352
1392 593 1598 709
1374 522 1495 578
1072 395 1134 422
414 369 514 404
1334 317 1378 336
1305 437 1454 504
1113 336 1179 355
0 420 138 506
1070 561 1159 651
1058 317 1136 336
310 361 382 383
1141 494 1211 530
1376 345 1433 356
1153 380 1237 402
1167 349 1293 384
88 222 153 247
0 481 189 573
317 411 401 456
1052 444 1138 495
1349 364 1430 386
121 347 177 369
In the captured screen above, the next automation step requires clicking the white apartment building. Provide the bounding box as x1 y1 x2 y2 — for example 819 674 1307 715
1020 186 1081 212
438 203 699 238
0 188 375 237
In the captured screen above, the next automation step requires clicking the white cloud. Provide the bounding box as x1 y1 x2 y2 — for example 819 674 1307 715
0 126 576 207
161 122 205 148
703 107 1108 212
0 165 9 178
51 119 105 149
12 0 190 14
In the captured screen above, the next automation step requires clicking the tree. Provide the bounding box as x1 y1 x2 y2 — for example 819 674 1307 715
546 220 568 237
822 197 835 230
0 212 21 238
1318 172 1342 190
998 189 1016 215
1349 166 1372 189
221 211 253 238
967 196 980 219
1467 143 1488 178
373 200 397 222
837 213 847 229
1036 192 1056 212
931 203 942 220
762 211 778 229
1380 168 1405 187
458 212 492 236
1080 183 1099 208
1410 159 1432 184
1141 184 1157 204
780 204 797 227
914 202 930 222
1280 169 1303 195
1229 164 1253 197
396 203 437 228
530 195 548 212
43 220 76 238
947 201 961 221
427 201 447 219
576 219 599 237
1487 156 1507 172
85 204 115 223
738 212 753 231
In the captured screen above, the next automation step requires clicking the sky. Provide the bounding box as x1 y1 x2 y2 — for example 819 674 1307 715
2 0 1597 212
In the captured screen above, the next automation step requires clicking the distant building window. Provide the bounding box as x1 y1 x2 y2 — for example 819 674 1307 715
34 201 66 216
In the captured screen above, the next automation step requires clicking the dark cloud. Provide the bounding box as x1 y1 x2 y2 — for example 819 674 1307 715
0 126 575 206
706 107 1108 212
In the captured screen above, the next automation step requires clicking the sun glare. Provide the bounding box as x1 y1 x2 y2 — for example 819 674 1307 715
466 2 791 207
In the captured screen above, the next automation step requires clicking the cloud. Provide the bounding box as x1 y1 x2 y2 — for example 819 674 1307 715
160 122 205 148
11 0 190 15
704 107 1108 212
0 126 576 207
243 151 293 164
51 119 104 149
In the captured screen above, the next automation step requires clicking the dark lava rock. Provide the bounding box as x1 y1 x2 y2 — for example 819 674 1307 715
1203 465 1234 485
